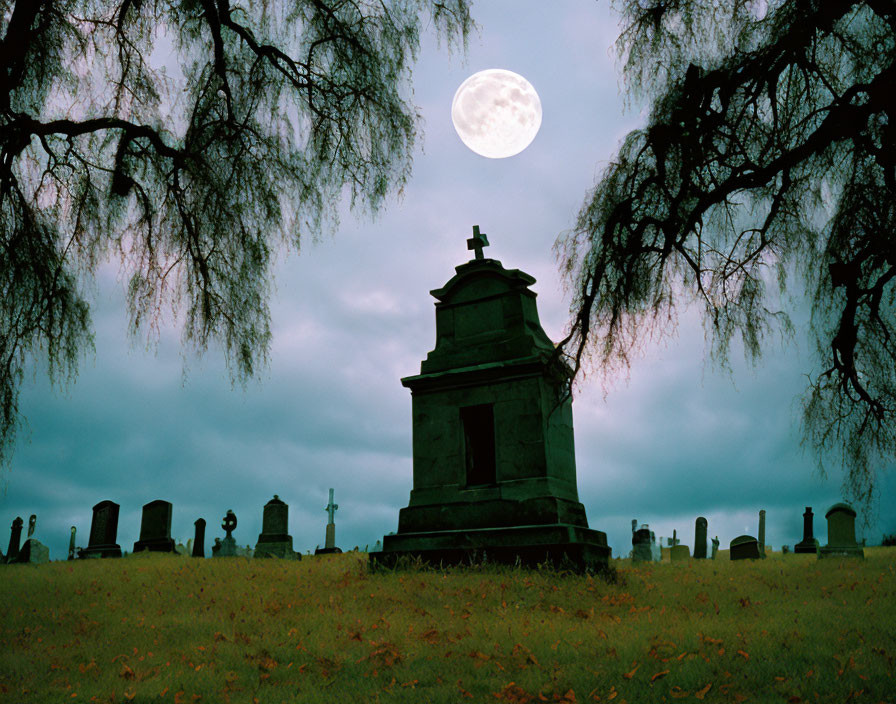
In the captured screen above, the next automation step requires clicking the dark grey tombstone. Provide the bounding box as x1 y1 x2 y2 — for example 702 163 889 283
81 500 122 558
192 518 206 558
711 536 720 559
68 527 77 560
255 495 299 559
632 527 653 562
694 517 708 559
133 499 176 553
758 509 767 557
794 506 818 554
818 502 864 559
730 534 761 560
213 510 238 557
17 538 49 564
27 514 36 538
672 529 679 546
5 517 23 564
373 228 610 573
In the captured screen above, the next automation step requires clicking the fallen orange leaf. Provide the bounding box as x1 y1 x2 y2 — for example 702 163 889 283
650 670 669 682
737 650 749 660
457 680 474 699
669 686 689 699
694 683 712 700
622 663 639 679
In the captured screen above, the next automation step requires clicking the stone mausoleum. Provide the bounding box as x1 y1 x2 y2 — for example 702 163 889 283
374 227 610 572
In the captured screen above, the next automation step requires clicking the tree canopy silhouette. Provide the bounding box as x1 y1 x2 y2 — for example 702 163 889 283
556 0 895 504
0 0 472 470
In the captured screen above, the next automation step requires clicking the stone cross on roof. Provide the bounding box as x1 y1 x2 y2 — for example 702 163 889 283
325 488 338 524
467 225 489 260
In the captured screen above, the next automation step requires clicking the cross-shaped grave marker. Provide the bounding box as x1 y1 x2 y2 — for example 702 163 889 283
325 488 339 524
467 225 489 260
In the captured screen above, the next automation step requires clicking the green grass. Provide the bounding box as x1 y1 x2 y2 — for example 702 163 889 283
1 548 894 703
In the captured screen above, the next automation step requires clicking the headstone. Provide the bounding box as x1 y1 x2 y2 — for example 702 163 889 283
186 538 193 555
758 509 767 557
81 500 122 558
133 499 176 553
693 517 708 559
794 506 818 554
670 544 690 561
730 534 761 560
649 530 661 561
212 510 238 557
5 517 23 564
373 228 610 572
631 527 654 562
818 502 864 559
11 514 49 565
192 518 206 557
68 526 77 560
256 495 300 559
17 537 50 564
631 519 638 534
672 529 679 547
315 489 342 555
711 536 720 559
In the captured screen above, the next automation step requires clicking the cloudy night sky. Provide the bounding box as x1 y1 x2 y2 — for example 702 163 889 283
4 1 894 562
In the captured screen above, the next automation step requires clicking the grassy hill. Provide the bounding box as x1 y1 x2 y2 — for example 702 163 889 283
1 548 894 703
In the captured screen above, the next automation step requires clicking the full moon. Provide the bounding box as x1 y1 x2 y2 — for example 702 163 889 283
451 69 542 159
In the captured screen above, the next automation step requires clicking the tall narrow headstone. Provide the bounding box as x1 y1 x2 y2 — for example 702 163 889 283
192 518 206 557
212 510 238 557
315 489 342 555
133 499 176 553
672 529 679 547
81 500 122 558
758 509 767 557
374 228 610 572
27 514 36 538
818 503 864 559
256 495 299 559
711 536 720 559
631 519 638 534
794 507 818 554
68 527 77 560
694 517 708 559
5 517 23 564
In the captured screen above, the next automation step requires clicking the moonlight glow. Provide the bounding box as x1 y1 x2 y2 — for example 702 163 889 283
451 69 542 159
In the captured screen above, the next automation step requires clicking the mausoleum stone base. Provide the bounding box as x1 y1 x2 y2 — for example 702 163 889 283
794 539 818 554
133 537 176 554
818 545 864 559
372 523 610 573
255 540 301 559
315 546 343 555
80 543 122 558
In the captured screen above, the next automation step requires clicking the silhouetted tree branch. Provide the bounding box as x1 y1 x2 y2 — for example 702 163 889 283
556 0 895 506
1 0 472 472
